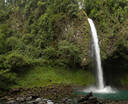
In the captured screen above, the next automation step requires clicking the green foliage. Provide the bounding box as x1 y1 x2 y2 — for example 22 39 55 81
57 40 82 67
0 0 128 89
0 32 6 54
0 70 17 90
6 52 30 72
47 0 78 16
38 13 54 42
7 37 19 51
83 0 128 60
42 46 57 59
23 45 42 58
0 10 9 23
0 55 7 70
22 33 34 45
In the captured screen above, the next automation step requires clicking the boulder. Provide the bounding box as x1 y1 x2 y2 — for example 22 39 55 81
6 100 16 104
42 99 48 103
47 100 54 104
26 96 32 101
27 101 36 104
35 98 42 102
16 97 25 102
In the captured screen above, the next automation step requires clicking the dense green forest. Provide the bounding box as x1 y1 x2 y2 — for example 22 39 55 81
0 0 128 90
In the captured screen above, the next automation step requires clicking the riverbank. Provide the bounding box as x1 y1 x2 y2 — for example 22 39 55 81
1 85 128 104
0 85 73 104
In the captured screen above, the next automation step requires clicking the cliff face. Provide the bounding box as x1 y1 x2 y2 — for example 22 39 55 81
0 0 128 72
55 11 90 67
0 0 91 70
0 0 128 88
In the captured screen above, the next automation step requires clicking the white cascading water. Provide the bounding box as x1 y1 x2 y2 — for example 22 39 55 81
85 18 115 93
77 0 115 93
88 18 104 89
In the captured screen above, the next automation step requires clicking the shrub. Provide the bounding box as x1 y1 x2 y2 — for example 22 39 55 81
0 71 17 90
22 33 34 45
6 52 30 72
23 45 42 58
42 46 57 59
57 40 83 67
0 55 7 70
7 37 19 51
0 32 6 54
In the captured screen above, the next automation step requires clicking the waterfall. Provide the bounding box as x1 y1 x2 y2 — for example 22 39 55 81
88 18 104 89
77 0 115 93
85 18 115 93
78 0 84 9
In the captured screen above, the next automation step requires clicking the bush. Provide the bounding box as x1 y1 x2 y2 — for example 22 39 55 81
42 46 57 59
23 45 42 58
0 55 7 70
22 33 34 45
7 37 19 51
57 40 83 67
0 32 6 54
47 0 78 16
0 71 17 90
6 52 31 72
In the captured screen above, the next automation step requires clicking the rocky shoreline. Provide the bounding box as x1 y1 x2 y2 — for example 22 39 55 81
1 85 128 104
0 85 73 104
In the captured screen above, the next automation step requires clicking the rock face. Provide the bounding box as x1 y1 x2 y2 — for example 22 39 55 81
55 10 90 67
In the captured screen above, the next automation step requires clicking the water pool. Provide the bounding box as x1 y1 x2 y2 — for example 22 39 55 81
74 90 128 100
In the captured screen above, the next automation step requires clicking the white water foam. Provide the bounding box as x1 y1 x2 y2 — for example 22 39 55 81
84 86 116 93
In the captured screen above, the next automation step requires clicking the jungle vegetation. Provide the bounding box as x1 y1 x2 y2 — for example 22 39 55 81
0 0 128 90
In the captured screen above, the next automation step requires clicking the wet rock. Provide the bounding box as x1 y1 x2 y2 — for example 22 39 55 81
11 88 22 94
47 102 54 104
38 102 45 104
80 101 87 104
77 92 103 104
42 99 48 103
35 98 41 102
47 100 54 104
78 96 89 103
61 97 68 103
86 92 93 98
32 95 39 99
16 97 25 102
7 98 14 101
47 100 52 102
6 100 16 104
98 101 104 104
67 99 72 102
27 101 36 104
26 96 32 101
88 96 97 103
